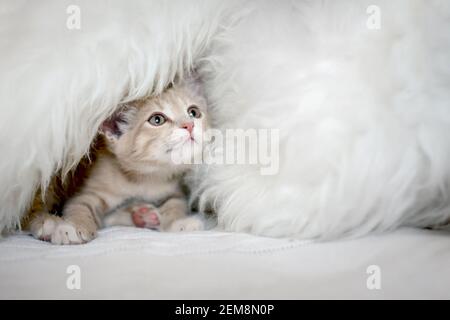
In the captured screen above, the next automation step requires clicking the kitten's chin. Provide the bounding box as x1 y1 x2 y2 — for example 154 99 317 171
117 155 188 178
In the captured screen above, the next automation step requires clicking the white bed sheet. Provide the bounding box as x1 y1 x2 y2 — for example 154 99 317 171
0 227 449 299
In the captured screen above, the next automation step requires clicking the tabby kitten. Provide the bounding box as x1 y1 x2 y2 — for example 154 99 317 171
28 81 209 245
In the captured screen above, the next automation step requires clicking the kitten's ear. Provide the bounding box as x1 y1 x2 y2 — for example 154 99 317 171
100 104 137 143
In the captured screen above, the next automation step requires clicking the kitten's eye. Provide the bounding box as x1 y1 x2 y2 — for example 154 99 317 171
148 113 167 126
188 106 202 119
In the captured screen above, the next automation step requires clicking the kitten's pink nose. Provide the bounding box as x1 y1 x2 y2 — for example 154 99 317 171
180 122 194 134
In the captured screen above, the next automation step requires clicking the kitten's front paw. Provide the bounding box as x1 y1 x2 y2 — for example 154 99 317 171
30 213 62 242
168 216 205 232
129 204 161 230
51 220 96 245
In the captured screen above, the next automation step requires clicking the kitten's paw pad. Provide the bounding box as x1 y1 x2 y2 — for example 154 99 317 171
130 205 161 230
30 214 62 242
51 221 96 245
168 216 205 232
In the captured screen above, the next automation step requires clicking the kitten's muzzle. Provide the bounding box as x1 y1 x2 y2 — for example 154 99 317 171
180 122 194 135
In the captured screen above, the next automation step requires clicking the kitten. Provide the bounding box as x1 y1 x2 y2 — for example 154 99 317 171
27 81 209 245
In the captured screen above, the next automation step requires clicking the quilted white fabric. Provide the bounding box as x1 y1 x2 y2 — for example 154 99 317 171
0 227 449 299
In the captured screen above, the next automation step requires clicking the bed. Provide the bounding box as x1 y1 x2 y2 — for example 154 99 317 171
1 227 449 299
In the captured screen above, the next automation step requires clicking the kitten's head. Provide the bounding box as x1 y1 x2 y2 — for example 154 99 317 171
101 79 209 176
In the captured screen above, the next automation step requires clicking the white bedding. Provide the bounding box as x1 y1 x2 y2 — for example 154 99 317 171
0 227 449 299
